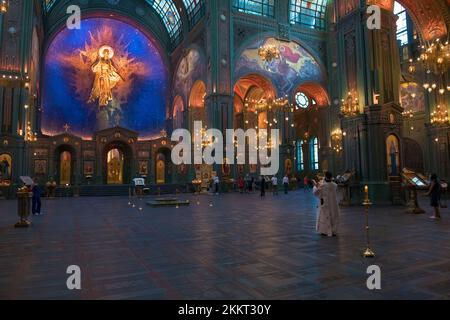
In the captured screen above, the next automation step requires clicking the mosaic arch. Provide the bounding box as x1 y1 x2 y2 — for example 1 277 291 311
235 37 325 97
42 17 168 139
173 47 207 103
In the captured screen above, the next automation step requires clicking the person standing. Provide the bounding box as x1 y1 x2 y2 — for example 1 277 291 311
32 178 42 216
312 172 340 237
304 176 310 192
283 175 290 194
271 175 278 195
238 176 245 194
260 176 266 198
213 176 220 195
427 174 442 220
244 174 250 193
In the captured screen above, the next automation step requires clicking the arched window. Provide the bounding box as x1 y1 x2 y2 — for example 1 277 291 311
297 140 305 172
295 92 309 109
44 1 183 44
394 2 409 46
182 0 206 29
43 0 56 11
310 137 319 170
290 0 328 30
146 0 182 44
232 0 275 18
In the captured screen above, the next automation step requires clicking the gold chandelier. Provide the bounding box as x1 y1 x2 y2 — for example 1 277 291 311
245 96 289 112
0 0 8 13
415 38 450 94
258 45 280 63
340 92 360 117
430 105 449 126
331 129 343 154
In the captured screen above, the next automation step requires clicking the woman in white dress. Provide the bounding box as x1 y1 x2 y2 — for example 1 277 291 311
313 172 340 237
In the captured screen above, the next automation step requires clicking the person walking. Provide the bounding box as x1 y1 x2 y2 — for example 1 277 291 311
427 173 442 220
312 172 340 237
32 178 42 216
271 175 278 195
283 175 290 194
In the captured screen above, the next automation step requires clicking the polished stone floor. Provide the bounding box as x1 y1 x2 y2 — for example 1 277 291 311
0 191 449 300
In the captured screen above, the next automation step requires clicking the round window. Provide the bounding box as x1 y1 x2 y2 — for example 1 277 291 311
295 92 309 109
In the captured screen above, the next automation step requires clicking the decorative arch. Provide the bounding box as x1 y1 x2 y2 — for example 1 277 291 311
233 74 276 101
42 16 168 138
234 37 326 97
173 46 207 102
293 82 331 107
189 80 207 109
368 0 448 41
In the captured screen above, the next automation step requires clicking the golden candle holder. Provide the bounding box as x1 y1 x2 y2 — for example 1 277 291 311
363 185 375 258
15 186 32 228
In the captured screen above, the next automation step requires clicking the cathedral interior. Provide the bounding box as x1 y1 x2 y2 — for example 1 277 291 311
0 0 449 302
0 0 449 203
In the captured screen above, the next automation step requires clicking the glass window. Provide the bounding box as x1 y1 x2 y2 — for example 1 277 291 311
295 92 309 109
44 1 183 44
232 0 275 18
43 0 57 11
394 1 408 45
146 0 182 44
310 137 319 170
182 0 205 29
297 140 305 172
289 0 328 30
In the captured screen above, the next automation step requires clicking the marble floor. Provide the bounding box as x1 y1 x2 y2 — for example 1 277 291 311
0 191 449 300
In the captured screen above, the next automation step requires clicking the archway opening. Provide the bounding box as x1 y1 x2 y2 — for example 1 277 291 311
189 80 207 130
233 74 276 131
55 145 76 186
156 148 172 185
103 141 132 185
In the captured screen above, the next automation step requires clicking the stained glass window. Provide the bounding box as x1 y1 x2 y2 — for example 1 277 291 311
295 92 309 109
43 0 57 12
290 0 328 30
232 0 275 18
310 137 319 170
297 140 305 172
394 1 408 45
182 0 205 29
146 0 182 43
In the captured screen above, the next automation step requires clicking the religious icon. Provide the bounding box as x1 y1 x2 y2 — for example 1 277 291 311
84 161 94 176
88 46 123 108
386 135 400 176
34 160 47 176
0 154 12 184
60 151 71 185
139 161 148 176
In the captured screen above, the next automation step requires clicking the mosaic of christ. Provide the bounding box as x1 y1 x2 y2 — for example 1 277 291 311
42 18 168 138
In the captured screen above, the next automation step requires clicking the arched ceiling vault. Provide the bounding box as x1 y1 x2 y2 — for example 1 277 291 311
42 0 205 47
368 0 449 41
